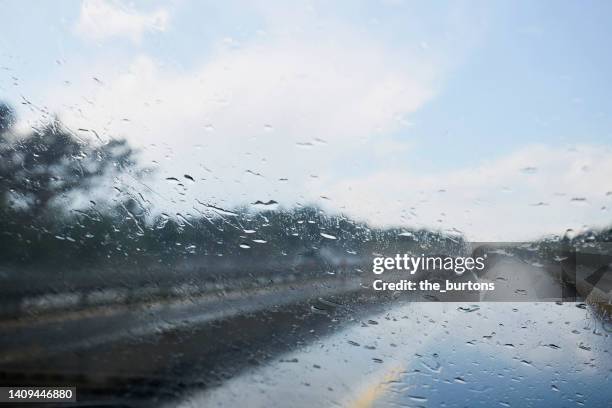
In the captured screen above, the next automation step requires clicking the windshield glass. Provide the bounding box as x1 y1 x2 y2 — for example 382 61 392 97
1 1 611 407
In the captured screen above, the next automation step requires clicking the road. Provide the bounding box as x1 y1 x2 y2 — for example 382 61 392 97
0 256 610 407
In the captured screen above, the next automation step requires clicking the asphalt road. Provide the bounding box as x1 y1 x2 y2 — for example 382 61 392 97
0 256 610 407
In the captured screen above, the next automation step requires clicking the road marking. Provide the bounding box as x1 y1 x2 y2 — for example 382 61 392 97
346 364 405 408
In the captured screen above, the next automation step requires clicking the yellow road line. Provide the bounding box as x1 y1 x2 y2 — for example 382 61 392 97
346 364 405 408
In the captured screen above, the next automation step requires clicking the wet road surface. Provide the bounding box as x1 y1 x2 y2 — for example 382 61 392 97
1 256 610 407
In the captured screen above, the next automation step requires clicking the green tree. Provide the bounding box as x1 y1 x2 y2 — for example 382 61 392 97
0 103 137 219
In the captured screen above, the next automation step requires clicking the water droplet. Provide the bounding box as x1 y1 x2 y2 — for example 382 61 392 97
197 201 239 217
420 359 441 373
570 197 588 204
280 358 298 363
296 141 313 148
576 303 587 309
521 166 538 174
544 343 560 349
252 200 279 210
458 305 480 313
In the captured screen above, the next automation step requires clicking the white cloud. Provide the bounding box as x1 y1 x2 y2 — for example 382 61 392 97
74 0 169 43
326 144 612 241
38 30 442 211
31 2 612 241
35 6 612 241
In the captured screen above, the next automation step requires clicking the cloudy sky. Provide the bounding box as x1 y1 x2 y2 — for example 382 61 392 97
1 0 612 241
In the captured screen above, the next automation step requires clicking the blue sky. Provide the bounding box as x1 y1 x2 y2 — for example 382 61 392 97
411 1 612 170
1 0 611 240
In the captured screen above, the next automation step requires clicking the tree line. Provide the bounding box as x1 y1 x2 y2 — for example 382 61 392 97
0 102 461 282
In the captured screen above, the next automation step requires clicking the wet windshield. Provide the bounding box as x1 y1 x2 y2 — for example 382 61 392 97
1 1 611 407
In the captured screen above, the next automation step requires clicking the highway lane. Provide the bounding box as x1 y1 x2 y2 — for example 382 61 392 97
179 301 611 408
0 278 390 407
0 278 362 364
1 256 610 407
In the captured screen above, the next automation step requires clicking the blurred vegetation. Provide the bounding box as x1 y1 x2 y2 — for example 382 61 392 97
0 102 463 290
2 100 611 306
